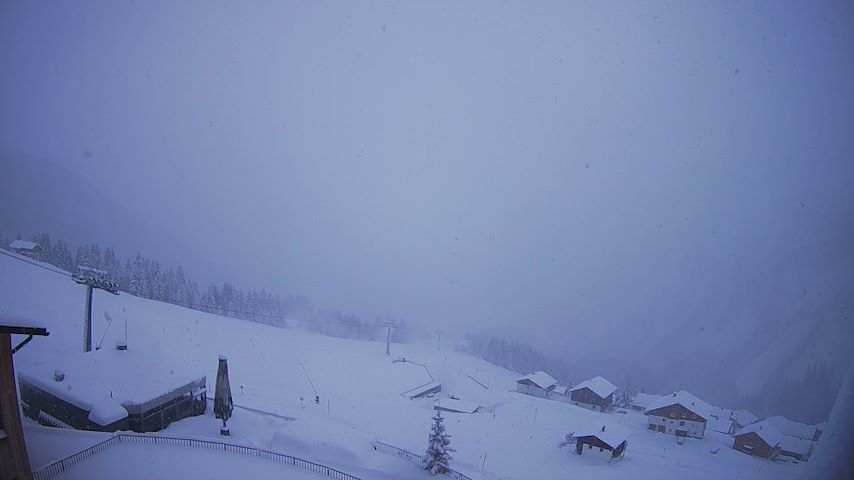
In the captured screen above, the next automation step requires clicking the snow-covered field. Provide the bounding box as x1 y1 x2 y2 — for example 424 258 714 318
2 252 804 479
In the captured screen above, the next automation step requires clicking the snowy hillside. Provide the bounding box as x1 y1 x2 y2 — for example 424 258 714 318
1 252 805 479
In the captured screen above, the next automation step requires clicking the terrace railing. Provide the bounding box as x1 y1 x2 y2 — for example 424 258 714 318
373 440 475 480
33 433 361 480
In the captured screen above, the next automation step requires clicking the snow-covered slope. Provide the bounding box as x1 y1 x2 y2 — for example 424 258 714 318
1 253 804 479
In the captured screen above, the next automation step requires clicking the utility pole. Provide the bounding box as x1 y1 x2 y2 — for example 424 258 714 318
73 266 119 353
383 320 397 356
435 330 444 351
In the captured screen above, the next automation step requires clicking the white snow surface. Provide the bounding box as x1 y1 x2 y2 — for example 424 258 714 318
9 239 39 250
86 399 128 426
735 421 784 447
646 390 714 421
765 415 819 440
569 376 617 398
18 346 202 410
732 409 759 426
1 253 804 480
516 370 558 390
779 435 813 456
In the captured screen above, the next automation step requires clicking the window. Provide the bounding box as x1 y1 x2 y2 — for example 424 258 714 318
679 421 685 426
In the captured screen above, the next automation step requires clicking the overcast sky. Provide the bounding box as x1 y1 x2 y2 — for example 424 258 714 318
1 1 853 353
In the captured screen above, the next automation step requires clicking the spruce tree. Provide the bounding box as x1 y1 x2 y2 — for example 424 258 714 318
424 411 455 475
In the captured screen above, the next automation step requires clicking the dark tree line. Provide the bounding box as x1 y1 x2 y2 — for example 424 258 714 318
463 334 573 384
7 231 418 341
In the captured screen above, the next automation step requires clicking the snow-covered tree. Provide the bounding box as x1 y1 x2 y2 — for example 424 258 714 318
424 411 455 475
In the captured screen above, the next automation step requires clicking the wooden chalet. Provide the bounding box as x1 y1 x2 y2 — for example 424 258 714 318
573 421 630 462
8 240 42 260
733 421 783 459
515 371 558 398
645 391 711 439
568 376 617 411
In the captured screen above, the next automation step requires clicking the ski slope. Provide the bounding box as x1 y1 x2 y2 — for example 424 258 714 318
1 252 804 479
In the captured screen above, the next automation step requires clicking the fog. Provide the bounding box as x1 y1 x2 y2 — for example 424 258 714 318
2 1 853 419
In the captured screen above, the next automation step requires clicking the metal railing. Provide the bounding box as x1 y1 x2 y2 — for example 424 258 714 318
373 440 474 480
33 433 361 480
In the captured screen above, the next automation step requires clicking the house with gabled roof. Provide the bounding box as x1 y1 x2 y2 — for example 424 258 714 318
733 421 783 459
568 376 617 411
766 415 822 441
572 420 631 461
8 240 42 260
515 371 558 398
645 390 712 439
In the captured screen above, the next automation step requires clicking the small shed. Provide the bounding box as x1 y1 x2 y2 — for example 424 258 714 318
733 421 783 459
515 371 558 398
8 240 42 260
573 422 631 461
568 376 617 411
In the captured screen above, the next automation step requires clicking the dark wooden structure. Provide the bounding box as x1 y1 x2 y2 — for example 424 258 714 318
570 387 614 411
0 324 49 480
732 421 783 460
733 431 778 459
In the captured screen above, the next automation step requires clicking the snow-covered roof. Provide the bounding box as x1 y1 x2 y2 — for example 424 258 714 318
516 371 558 390
709 417 735 434
553 385 569 395
630 393 661 409
645 391 713 421
9 239 40 250
404 381 442 399
18 346 205 416
569 376 617 399
574 421 631 449
765 416 819 440
87 398 129 426
731 409 759 426
434 398 480 414
779 435 814 456
735 421 784 447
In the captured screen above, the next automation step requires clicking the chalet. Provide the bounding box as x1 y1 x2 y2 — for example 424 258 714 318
645 391 711 439
765 415 822 441
568 376 617 411
8 240 42 260
1 323 50 480
573 421 631 462
779 435 815 462
731 409 759 430
732 421 783 459
19 346 206 433
629 392 661 411
515 371 558 398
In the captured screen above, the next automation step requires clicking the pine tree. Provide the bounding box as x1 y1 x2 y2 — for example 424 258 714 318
424 411 455 475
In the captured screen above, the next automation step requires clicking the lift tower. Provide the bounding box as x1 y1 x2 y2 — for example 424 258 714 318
72 265 119 352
